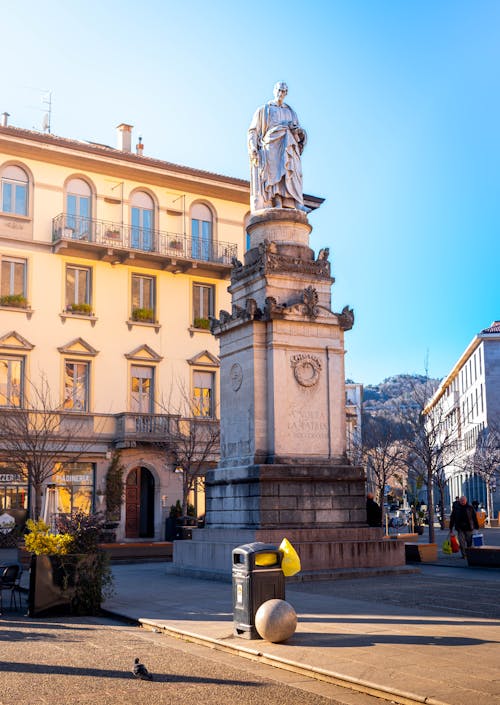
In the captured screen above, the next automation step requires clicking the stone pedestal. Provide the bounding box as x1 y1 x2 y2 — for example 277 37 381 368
173 209 405 577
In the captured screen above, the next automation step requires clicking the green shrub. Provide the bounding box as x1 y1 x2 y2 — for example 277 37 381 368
105 452 124 521
55 511 106 553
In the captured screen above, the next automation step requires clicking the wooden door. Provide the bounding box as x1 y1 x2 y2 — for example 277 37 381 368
125 469 140 538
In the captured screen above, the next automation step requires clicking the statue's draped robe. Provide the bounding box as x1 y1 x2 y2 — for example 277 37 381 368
248 101 304 211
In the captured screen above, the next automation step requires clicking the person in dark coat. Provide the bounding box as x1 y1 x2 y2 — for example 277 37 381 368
449 495 479 557
366 493 382 527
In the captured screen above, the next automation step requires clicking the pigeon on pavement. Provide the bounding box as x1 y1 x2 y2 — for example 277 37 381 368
132 657 153 680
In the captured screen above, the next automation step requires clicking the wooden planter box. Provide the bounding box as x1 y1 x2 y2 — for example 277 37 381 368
28 553 106 617
405 542 438 563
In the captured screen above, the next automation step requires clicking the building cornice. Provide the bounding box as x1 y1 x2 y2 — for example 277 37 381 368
0 125 324 210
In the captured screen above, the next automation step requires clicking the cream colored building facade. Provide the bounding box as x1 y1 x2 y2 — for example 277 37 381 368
0 121 255 540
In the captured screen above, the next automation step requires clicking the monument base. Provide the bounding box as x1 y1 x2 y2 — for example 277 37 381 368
204 463 367 529
172 462 406 580
172 526 406 581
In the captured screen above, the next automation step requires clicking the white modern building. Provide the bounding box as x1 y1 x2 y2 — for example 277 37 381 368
425 321 500 517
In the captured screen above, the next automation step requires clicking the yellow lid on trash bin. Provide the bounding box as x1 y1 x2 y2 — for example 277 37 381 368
254 552 279 566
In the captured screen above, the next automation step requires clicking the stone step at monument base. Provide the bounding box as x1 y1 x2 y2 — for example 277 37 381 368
172 527 406 582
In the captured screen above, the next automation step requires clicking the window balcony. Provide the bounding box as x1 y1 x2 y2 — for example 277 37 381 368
52 213 237 278
114 412 180 448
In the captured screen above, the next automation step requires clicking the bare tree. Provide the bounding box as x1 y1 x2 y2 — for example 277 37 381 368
0 375 95 520
170 417 219 517
157 382 220 517
404 378 463 542
361 414 408 525
464 425 500 523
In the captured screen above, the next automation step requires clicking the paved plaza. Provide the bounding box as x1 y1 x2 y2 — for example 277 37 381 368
1 529 500 705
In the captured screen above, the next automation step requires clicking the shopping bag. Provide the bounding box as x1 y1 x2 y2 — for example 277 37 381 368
450 534 460 553
442 539 452 555
279 537 301 577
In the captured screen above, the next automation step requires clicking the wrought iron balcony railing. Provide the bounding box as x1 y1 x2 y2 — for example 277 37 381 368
52 213 237 266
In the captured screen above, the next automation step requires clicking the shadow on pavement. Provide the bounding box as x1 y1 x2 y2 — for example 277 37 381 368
0 661 263 687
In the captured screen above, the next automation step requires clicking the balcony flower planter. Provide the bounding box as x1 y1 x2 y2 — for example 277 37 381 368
0 294 28 309
66 302 92 315
105 230 121 239
131 307 154 323
169 239 183 250
193 317 210 330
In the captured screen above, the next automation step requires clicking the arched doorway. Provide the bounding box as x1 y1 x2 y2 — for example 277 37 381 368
125 467 155 538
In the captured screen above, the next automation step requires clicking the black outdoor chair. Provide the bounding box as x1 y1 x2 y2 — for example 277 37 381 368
0 563 22 613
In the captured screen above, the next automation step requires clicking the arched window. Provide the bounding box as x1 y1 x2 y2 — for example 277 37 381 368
131 191 154 251
1 165 29 216
191 203 213 261
66 178 92 239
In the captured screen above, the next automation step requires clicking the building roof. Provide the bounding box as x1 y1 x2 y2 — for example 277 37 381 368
481 320 500 334
0 124 325 209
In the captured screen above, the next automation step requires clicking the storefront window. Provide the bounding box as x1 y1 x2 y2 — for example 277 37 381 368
0 467 28 510
49 462 94 518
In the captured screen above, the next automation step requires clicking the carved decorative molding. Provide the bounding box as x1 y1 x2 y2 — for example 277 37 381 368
230 363 243 391
290 353 322 388
231 242 331 283
210 293 354 333
336 305 355 331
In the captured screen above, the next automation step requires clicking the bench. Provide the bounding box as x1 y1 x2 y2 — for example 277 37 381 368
466 546 500 568
405 542 438 563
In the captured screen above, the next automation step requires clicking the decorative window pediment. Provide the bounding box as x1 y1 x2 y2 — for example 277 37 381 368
0 330 34 351
125 344 163 362
187 349 220 367
57 337 99 357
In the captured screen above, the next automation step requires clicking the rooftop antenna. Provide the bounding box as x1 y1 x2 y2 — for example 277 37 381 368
41 91 52 133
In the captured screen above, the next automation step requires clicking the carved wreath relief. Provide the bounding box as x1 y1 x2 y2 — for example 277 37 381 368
290 353 321 387
230 363 243 391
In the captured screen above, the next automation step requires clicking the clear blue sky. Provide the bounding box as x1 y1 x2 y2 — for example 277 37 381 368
2 0 499 385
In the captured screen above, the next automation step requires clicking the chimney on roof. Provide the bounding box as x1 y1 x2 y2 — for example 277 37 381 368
117 123 133 152
1 112 10 127
136 136 144 156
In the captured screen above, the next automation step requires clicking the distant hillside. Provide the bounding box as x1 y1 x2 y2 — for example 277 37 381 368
361 374 441 443
363 374 435 413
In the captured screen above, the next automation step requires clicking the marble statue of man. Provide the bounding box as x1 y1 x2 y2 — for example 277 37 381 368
248 81 307 212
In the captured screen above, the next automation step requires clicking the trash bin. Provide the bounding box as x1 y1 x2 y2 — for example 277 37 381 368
232 542 285 639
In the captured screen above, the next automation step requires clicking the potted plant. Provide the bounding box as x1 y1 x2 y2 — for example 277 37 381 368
25 513 113 617
193 317 210 330
131 307 154 323
0 294 28 309
105 229 121 239
66 302 92 315
169 238 183 250
411 507 426 535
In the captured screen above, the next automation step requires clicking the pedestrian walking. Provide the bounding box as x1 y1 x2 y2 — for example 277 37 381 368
449 495 479 558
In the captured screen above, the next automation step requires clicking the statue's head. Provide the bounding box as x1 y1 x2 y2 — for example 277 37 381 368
273 81 288 103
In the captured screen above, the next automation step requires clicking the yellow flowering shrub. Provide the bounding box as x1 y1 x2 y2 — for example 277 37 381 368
24 519 75 555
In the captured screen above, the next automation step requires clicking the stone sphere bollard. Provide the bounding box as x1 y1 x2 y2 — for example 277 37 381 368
255 599 297 643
